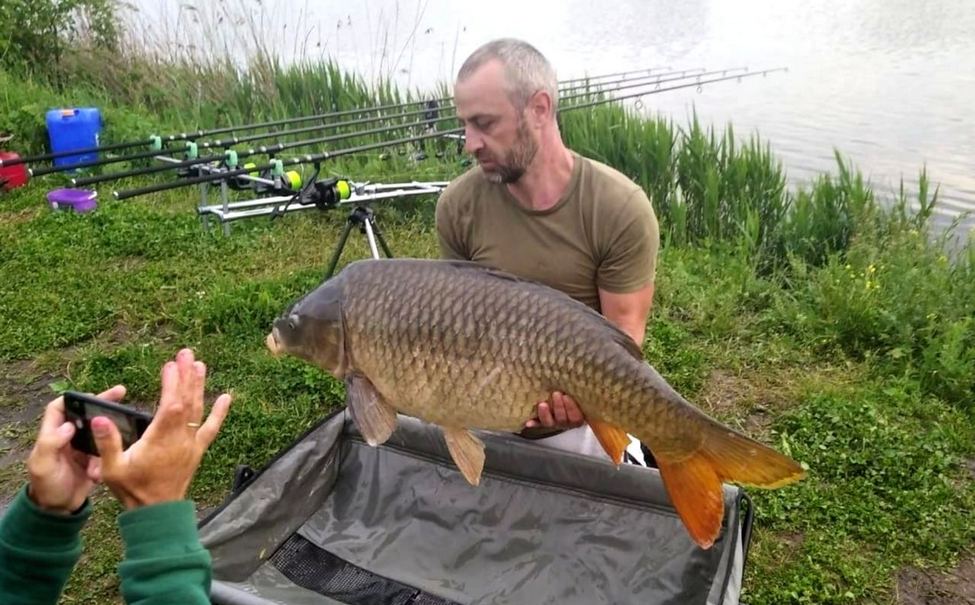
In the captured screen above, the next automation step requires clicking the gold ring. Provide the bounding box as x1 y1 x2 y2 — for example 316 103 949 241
187 422 201 428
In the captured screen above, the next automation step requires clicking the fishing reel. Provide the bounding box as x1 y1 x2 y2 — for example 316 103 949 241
298 177 352 210
228 161 303 195
269 169 352 220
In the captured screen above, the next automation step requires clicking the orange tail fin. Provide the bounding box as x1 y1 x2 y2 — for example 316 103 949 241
655 425 805 549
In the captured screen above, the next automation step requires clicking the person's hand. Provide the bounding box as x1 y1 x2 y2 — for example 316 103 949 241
26 385 127 515
90 348 232 510
523 391 585 430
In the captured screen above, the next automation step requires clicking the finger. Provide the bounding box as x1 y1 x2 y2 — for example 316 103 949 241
150 360 182 432
190 361 206 420
38 397 67 439
91 416 124 471
551 392 569 425
172 348 196 420
536 401 555 427
86 457 102 483
196 393 232 447
53 421 76 448
95 384 127 402
564 395 585 425
33 398 70 459
523 418 539 428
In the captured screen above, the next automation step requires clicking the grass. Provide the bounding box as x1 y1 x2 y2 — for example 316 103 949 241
5 176 971 603
2 4 975 602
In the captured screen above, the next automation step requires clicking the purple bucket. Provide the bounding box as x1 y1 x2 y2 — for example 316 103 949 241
47 188 98 213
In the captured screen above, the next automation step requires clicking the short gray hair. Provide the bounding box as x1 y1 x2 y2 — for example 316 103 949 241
457 38 558 115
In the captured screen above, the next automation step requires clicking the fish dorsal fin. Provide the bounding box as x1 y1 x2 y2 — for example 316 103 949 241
440 259 539 285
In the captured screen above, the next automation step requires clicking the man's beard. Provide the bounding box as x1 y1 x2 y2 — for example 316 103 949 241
479 120 538 184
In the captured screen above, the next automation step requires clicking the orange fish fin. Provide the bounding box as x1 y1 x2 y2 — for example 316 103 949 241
589 418 630 467
700 423 807 489
443 427 485 486
653 423 807 549
656 451 725 550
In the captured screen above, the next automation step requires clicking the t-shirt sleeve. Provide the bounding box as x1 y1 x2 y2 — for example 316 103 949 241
435 188 468 261
596 188 660 293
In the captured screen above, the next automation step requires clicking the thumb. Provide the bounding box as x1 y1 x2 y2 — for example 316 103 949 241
52 421 76 448
91 417 124 469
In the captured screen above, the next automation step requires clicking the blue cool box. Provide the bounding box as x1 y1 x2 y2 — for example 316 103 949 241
46 108 102 169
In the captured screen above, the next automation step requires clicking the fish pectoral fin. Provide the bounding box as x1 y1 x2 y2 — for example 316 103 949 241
589 418 631 467
345 373 397 446
443 427 485 487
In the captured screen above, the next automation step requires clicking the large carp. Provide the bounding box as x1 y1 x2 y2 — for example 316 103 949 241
266 258 804 549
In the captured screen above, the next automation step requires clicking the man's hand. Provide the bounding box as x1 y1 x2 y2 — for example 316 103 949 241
26 385 127 515
523 391 585 430
91 348 232 510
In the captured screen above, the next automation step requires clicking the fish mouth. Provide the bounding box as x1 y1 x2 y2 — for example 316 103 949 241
266 329 283 356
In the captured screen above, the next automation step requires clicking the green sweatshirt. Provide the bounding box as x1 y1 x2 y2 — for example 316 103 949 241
0 484 212 604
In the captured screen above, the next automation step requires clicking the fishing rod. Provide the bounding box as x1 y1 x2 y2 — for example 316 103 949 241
2 65 682 170
58 67 716 180
74 67 746 188
113 68 785 201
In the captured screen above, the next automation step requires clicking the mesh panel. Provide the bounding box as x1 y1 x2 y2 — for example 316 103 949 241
270 534 461 605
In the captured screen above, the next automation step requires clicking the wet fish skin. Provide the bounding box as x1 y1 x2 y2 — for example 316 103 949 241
267 258 805 548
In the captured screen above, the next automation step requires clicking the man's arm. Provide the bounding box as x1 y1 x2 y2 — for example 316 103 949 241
599 282 655 346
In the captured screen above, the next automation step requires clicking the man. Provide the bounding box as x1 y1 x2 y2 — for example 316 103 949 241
435 38 660 463
0 348 232 604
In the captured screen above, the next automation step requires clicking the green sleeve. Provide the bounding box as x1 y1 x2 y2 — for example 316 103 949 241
0 483 91 605
117 500 211 605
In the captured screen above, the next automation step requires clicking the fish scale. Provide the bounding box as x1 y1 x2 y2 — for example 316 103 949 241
267 258 806 549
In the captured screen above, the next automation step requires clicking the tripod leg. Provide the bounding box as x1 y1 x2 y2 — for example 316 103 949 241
324 215 355 279
368 215 395 259
362 216 381 260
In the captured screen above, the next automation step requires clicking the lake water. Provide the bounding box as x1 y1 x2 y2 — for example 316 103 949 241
127 0 975 240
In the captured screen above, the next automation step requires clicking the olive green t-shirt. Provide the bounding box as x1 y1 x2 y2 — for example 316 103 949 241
435 152 660 312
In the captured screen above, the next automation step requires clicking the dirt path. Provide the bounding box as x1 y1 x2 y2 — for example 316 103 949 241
898 556 975 605
0 359 60 507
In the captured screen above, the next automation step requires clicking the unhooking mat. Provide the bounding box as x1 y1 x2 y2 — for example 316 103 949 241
198 409 754 605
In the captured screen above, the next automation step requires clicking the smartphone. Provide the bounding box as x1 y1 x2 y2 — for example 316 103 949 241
63 391 154 456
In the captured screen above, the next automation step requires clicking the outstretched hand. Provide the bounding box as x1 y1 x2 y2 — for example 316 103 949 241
90 348 232 510
523 391 585 431
26 385 127 515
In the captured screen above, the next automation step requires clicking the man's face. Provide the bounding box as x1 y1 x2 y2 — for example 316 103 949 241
454 60 539 184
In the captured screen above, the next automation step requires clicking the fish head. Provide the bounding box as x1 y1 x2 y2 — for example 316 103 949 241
266 277 348 377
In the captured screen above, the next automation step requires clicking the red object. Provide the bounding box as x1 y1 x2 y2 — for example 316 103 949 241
0 151 28 191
